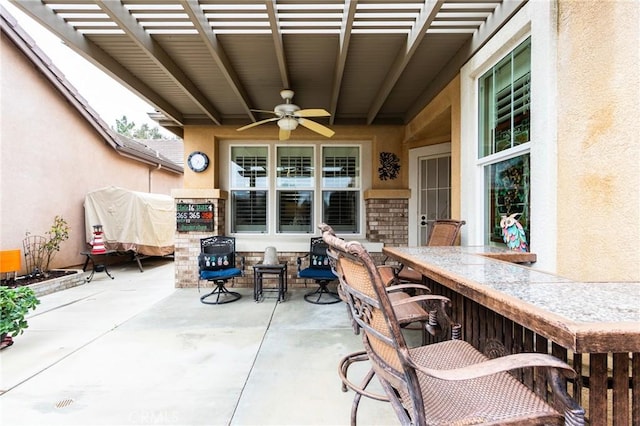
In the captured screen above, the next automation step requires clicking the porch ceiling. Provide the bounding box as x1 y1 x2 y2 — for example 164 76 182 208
10 0 526 137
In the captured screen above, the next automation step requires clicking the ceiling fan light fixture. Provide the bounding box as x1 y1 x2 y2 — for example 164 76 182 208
278 117 298 131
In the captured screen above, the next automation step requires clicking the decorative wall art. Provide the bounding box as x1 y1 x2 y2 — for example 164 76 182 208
378 152 400 180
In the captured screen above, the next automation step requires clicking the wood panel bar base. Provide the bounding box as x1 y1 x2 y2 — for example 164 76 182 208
383 246 640 425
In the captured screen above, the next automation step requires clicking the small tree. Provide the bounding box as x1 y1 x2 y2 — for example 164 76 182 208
23 216 71 275
133 123 163 139
114 115 136 137
114 115 165 139
43 215 71 271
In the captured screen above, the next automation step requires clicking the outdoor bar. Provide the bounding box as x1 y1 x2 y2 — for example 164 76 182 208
383 246 640 425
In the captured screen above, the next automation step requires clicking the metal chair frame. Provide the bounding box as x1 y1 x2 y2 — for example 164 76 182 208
321 224 584 426
198 236 244 305
393 219 466 284
297 236 340 304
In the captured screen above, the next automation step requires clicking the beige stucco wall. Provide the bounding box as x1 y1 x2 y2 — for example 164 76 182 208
556 0 640 281
405 76 461 219
0 36 183 273
182 124 407 191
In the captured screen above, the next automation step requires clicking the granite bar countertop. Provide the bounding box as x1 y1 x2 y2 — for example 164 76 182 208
383 246 640 353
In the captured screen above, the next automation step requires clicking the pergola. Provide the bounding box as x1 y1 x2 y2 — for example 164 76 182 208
9 0 525 137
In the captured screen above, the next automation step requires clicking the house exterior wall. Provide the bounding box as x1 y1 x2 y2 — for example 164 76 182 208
176 1 638 286
0 35 182 273
175 125 403 287
459 0 639 281
405 76 462 243
555 0 639 281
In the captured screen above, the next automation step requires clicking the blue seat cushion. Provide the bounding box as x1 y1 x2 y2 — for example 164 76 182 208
200 268 242 281
299 268 337 280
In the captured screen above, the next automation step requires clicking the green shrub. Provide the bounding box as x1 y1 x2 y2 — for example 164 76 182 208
0 286 40 337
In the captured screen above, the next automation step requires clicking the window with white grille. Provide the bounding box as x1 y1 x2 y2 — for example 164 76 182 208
277 147 314 233
229 144 360 234
230 147 268 233
322 147 360 233
479 38 531 157
478 38 531 246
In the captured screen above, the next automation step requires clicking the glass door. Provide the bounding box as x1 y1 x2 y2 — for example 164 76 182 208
417 154 451 246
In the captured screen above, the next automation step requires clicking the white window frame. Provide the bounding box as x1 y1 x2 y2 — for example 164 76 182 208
276 144 316 234
220 139 370 251
321 144 362 234
460 2 559 273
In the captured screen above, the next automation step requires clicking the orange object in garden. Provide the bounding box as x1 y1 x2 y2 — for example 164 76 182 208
0 249 21 278
90 225 107 254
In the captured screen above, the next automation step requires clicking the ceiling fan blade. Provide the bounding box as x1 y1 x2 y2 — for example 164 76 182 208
279 128 291 141
250 109 279 115
297 118 335 138
294 109 331 117
237 117 279 131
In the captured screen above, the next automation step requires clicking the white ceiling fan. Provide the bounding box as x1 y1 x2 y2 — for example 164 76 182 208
237 89 335 141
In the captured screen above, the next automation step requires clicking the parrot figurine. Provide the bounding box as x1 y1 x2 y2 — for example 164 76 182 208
500 213 528 252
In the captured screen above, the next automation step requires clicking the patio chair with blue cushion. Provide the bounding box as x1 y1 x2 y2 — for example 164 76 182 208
297 236 340 304
198 236 244 305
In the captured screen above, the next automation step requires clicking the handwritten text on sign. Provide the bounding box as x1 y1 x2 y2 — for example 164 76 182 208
176 203 214 232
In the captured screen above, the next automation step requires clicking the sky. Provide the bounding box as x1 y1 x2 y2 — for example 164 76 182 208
4 2 175 138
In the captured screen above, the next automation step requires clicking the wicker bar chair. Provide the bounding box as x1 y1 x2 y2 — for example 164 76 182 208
392 219 466 285
324 224 442 343
323 225 459 425
321 226 585 426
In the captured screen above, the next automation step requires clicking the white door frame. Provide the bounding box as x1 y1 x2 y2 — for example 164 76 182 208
408 143 452 246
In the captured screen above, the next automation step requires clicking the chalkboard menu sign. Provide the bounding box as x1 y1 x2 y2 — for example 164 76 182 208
176 203 214 232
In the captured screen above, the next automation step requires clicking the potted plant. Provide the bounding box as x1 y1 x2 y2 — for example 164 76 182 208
0 285 40 349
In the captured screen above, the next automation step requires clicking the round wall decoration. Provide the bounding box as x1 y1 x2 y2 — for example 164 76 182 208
187 151 209 172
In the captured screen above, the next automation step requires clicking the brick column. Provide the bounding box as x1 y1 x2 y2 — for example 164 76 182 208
364 189 410 247
172 189 226 288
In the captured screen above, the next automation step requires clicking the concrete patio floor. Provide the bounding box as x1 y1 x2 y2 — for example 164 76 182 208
0 258 403 425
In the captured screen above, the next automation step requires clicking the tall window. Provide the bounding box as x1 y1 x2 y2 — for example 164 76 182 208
229 144 361 234
479 38 531 245
230 146 268 233
322 146 360 233
277 146 314 233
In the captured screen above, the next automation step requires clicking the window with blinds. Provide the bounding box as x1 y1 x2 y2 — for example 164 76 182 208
277 190 313 232
477 38 532 247
277 147 314 232
322 147 360 233
230 147 268 233
231 190 267 232
277 147 314 188
229 145 360 234
478 38 531 157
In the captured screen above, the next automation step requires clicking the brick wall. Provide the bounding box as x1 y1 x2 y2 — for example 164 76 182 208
174 196 408 289
365 198 408 246
174 198 225 288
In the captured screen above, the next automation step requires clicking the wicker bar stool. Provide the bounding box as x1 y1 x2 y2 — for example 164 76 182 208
322 224 585 426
